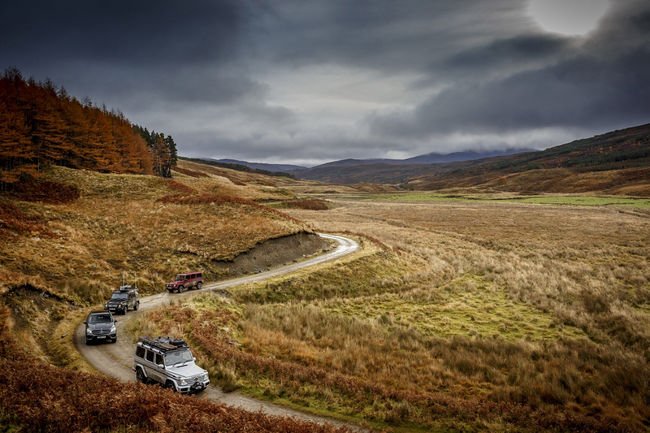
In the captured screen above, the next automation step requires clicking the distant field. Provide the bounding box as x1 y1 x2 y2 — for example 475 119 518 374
335 191 650 208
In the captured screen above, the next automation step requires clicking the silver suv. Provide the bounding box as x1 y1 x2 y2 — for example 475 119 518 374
133 336 210 393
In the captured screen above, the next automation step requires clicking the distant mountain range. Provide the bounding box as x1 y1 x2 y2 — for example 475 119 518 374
404 122 650 195
217 159 307 174
209 122 649 195
217 149 532 177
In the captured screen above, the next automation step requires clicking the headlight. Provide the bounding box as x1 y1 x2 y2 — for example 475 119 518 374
86 328 93 335
180 378 189 385
110 325 116 333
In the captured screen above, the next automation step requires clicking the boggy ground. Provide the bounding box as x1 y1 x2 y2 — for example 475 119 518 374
139 197 650 432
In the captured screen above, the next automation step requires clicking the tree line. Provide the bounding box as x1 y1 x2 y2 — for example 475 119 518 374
0 68 177 186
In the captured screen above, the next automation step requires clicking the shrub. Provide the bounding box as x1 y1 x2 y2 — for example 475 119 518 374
282 199 330 211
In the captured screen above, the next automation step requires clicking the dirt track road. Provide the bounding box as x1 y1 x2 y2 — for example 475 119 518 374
74 233 361 429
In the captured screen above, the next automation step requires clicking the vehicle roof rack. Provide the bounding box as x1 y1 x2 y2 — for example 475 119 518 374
137 336 188 352
118 284 136 292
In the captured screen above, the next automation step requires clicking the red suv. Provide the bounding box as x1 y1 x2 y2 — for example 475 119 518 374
166 272 203 293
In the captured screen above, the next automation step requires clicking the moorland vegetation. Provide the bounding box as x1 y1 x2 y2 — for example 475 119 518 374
135 197 650 432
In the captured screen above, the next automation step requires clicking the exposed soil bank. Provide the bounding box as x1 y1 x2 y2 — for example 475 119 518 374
215 232 332 277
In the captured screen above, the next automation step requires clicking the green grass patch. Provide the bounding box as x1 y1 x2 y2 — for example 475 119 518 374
322 277 586 341
340 191 650 208
232 250 417 304
512 195 650 207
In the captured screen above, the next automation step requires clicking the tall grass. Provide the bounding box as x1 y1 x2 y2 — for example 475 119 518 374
181 199 650 432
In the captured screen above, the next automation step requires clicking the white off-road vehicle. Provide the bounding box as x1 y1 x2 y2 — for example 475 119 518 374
133 336 210 393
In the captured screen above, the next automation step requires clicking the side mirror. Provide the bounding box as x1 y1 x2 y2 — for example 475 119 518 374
114 320 118 323
193 357 197 362
83 321 87 325
157 364 165 369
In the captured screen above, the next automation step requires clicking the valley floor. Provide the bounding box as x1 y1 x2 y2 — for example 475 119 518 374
138 196 649 432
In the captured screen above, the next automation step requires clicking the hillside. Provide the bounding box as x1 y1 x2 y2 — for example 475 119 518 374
0 161 321 300
220 149 530 180
217 158 307 174
403 148 534 164
407 123 650 195
296 123 650 195
0 160 333 366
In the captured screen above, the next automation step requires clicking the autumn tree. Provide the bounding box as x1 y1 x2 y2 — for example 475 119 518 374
0 68 178 188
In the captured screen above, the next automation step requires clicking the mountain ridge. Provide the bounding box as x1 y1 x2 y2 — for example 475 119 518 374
216 148 533 174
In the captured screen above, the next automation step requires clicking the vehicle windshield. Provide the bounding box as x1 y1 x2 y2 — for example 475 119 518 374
89 314 112 324
164 348 193 366
175 275 186 281
110 293 128 300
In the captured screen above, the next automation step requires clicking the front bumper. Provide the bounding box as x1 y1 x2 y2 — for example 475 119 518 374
86 333 117 342
179 379 210 394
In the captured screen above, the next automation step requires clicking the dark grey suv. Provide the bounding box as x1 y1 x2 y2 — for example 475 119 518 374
105 285 140 315
84 311 117 344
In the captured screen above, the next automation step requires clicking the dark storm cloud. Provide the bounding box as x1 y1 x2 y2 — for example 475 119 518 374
53 64 267 107
253 0 527 73
370 0 650 140
2 0 649 164
444 35 569 70
419 33 573 84
0 0 244 65
0 0 259 111
371 47 650 137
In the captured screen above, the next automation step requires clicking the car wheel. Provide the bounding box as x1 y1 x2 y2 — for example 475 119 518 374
85 338 92 345
196 282 202 290
164 381 177 392
134 302 139 311
179 285 185 293
111 338 117 343
136 368 148 384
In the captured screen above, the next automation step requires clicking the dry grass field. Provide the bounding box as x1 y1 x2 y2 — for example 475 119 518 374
0 162 308 301
0 161 318 369
137 196 650 432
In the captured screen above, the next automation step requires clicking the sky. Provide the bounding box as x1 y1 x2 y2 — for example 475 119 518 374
1 0 649 166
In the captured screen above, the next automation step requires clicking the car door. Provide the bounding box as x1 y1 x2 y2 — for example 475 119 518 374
153 353 167 384
144 349 162 383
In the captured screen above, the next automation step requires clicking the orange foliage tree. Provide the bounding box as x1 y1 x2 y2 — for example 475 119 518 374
0 68 177 187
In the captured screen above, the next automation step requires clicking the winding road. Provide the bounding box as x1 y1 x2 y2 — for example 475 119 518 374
74 233 360 429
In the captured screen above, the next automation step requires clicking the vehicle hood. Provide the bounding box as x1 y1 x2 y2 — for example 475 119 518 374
166 362 206 378
166 281 181 286
106 300 126 305
87 322 114 331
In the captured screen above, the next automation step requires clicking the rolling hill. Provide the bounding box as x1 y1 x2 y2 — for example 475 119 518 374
217 158 307 174
407 122 650 195
216 149 531 181
295 123 650 195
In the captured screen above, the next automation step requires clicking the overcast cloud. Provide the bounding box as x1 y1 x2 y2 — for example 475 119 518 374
1 0 648 165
